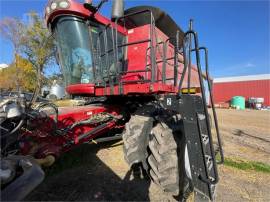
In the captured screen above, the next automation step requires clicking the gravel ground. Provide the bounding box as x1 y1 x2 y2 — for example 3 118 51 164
26 109 270 201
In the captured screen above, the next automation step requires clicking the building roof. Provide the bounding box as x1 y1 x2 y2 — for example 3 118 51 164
213 74 270 83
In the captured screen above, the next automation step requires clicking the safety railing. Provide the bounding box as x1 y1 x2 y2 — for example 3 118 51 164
93 9 186 93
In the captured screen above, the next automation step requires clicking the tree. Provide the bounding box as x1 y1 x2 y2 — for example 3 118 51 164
0 18 24 91
0 12 56 102
0 55 36 91
20 12 55 102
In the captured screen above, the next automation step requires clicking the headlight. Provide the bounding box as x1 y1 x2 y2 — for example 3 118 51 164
51 2 57 10
47 1 70 14
59 1 69 8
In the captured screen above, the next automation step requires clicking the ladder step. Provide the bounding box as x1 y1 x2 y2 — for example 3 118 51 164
162 94 218 200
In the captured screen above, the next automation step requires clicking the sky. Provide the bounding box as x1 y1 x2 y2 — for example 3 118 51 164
0 0 269 78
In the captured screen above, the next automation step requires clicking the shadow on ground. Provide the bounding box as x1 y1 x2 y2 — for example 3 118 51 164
25 142 151 201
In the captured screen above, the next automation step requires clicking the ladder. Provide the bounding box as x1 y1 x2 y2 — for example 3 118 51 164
163 20 224 201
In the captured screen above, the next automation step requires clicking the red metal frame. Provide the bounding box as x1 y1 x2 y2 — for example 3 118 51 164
46 0 201 97
66 83 95 95
45 0 127 35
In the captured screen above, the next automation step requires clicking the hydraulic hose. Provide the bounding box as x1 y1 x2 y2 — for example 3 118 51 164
36 102 59 133
8 119 24 136
1 118 25 140
36 102 58 124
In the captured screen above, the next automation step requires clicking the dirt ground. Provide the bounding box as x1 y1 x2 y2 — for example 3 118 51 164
26 109 270 201
212 109 270 164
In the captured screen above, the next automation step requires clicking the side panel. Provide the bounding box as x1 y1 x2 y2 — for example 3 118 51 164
125 24 151 80
125 24 200 87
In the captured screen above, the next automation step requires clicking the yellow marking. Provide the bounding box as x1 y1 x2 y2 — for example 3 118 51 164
181 88 197 94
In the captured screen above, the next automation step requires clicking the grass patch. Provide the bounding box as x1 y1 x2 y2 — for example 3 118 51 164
217 156 270 173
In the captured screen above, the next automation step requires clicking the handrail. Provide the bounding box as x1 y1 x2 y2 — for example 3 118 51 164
114 9 156 84
179 30 220 185
94 10 193 94
199 47 224 164
174 31 179 86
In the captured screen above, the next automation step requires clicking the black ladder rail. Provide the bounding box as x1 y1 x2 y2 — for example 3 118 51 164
178 20 194 94
114 9 157 89
104 24 115 94
178 36 189 93
96 31 103 85
161 41 167 84
87 20 97 82
174 31 179 86
178 30 220 186
153 40 168 84
184 45 225 164
187 19 193 94
198 47 224 164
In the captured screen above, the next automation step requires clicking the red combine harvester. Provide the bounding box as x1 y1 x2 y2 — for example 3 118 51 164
0 0 224 201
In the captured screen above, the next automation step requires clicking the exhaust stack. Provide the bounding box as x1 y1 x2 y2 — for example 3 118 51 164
111 0 124 20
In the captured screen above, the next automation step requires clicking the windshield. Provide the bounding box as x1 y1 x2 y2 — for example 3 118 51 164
53 16 93 85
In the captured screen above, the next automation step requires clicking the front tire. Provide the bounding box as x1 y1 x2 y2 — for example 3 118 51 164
146 116 193 200
147 121 181 195
122 113 191 199
122 115 153 166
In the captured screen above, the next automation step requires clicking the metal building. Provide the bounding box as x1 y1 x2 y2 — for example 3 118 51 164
213 74 270 106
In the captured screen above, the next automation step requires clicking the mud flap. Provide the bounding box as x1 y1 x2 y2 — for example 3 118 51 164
162 94 219 201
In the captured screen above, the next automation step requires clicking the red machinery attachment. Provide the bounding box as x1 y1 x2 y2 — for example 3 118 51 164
19 104 125 159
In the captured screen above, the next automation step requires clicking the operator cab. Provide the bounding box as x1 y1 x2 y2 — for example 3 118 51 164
47 0 127 89
53 16 93 85
52 16 125 85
